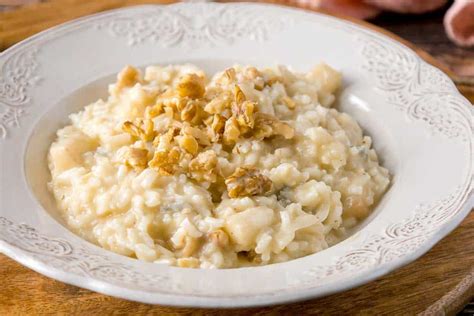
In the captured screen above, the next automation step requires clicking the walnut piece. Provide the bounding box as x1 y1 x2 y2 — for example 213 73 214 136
145 102 164 119
117 67 300 189
225 68 236 83
183 125 211 146
204 91 232 114
233 100 256 133
223 117 241 144
216 68 236 86
153 127 178 151
122 118 155 142
188 150 218 183
149 147 181 175
225 167 273 198
178 134 199 155
205 114 226 143
154 90 187 113
180 100 204 124
176 74 205 99
233 84 246 105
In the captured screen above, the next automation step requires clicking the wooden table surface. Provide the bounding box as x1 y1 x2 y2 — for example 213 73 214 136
1 1 473 315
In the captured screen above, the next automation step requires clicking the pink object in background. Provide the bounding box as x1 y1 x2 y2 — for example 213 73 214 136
365 0 448 13
295 0 449 19
298 0 474 48
444 0 474 47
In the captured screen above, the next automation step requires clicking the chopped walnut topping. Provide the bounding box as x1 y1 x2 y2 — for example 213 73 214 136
176 74 205 99
155 90 188 112
188 150 218 183
122 120 140 138
183 125 210 146
122 118 155 142
149 147 181 175
233 100 256 133
225 167 273 198
231 85 257 134
223 117 241 144
204 114 226 142
180 100 204 125
204 92 232 114
178 134 199 155
254 113 294 140
225 68 236 82
234 85 246 105
174 96 189 112
119 67 298 190
208 229 229 248
121 147 149 170
153 127 178 151
145 102 164 119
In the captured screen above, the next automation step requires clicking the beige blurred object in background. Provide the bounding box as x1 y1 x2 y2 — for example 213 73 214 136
0 0 40 5
295 0 381 19
366 0 448 13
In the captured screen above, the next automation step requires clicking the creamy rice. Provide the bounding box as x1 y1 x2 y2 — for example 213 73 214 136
48 64 390 268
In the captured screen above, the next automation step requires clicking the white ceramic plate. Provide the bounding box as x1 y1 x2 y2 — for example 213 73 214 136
0 3 472 308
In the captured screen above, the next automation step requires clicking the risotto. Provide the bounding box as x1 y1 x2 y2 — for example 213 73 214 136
48 64 390 268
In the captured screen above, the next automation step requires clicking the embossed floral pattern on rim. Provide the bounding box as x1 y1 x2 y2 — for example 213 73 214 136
0 3 472 307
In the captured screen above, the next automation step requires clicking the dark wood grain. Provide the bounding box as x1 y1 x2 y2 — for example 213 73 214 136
0 1 473 315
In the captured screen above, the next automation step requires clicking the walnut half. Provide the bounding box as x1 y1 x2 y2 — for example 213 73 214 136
225 167 273 198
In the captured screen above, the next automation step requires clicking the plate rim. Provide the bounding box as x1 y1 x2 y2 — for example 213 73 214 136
0 2 472 307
